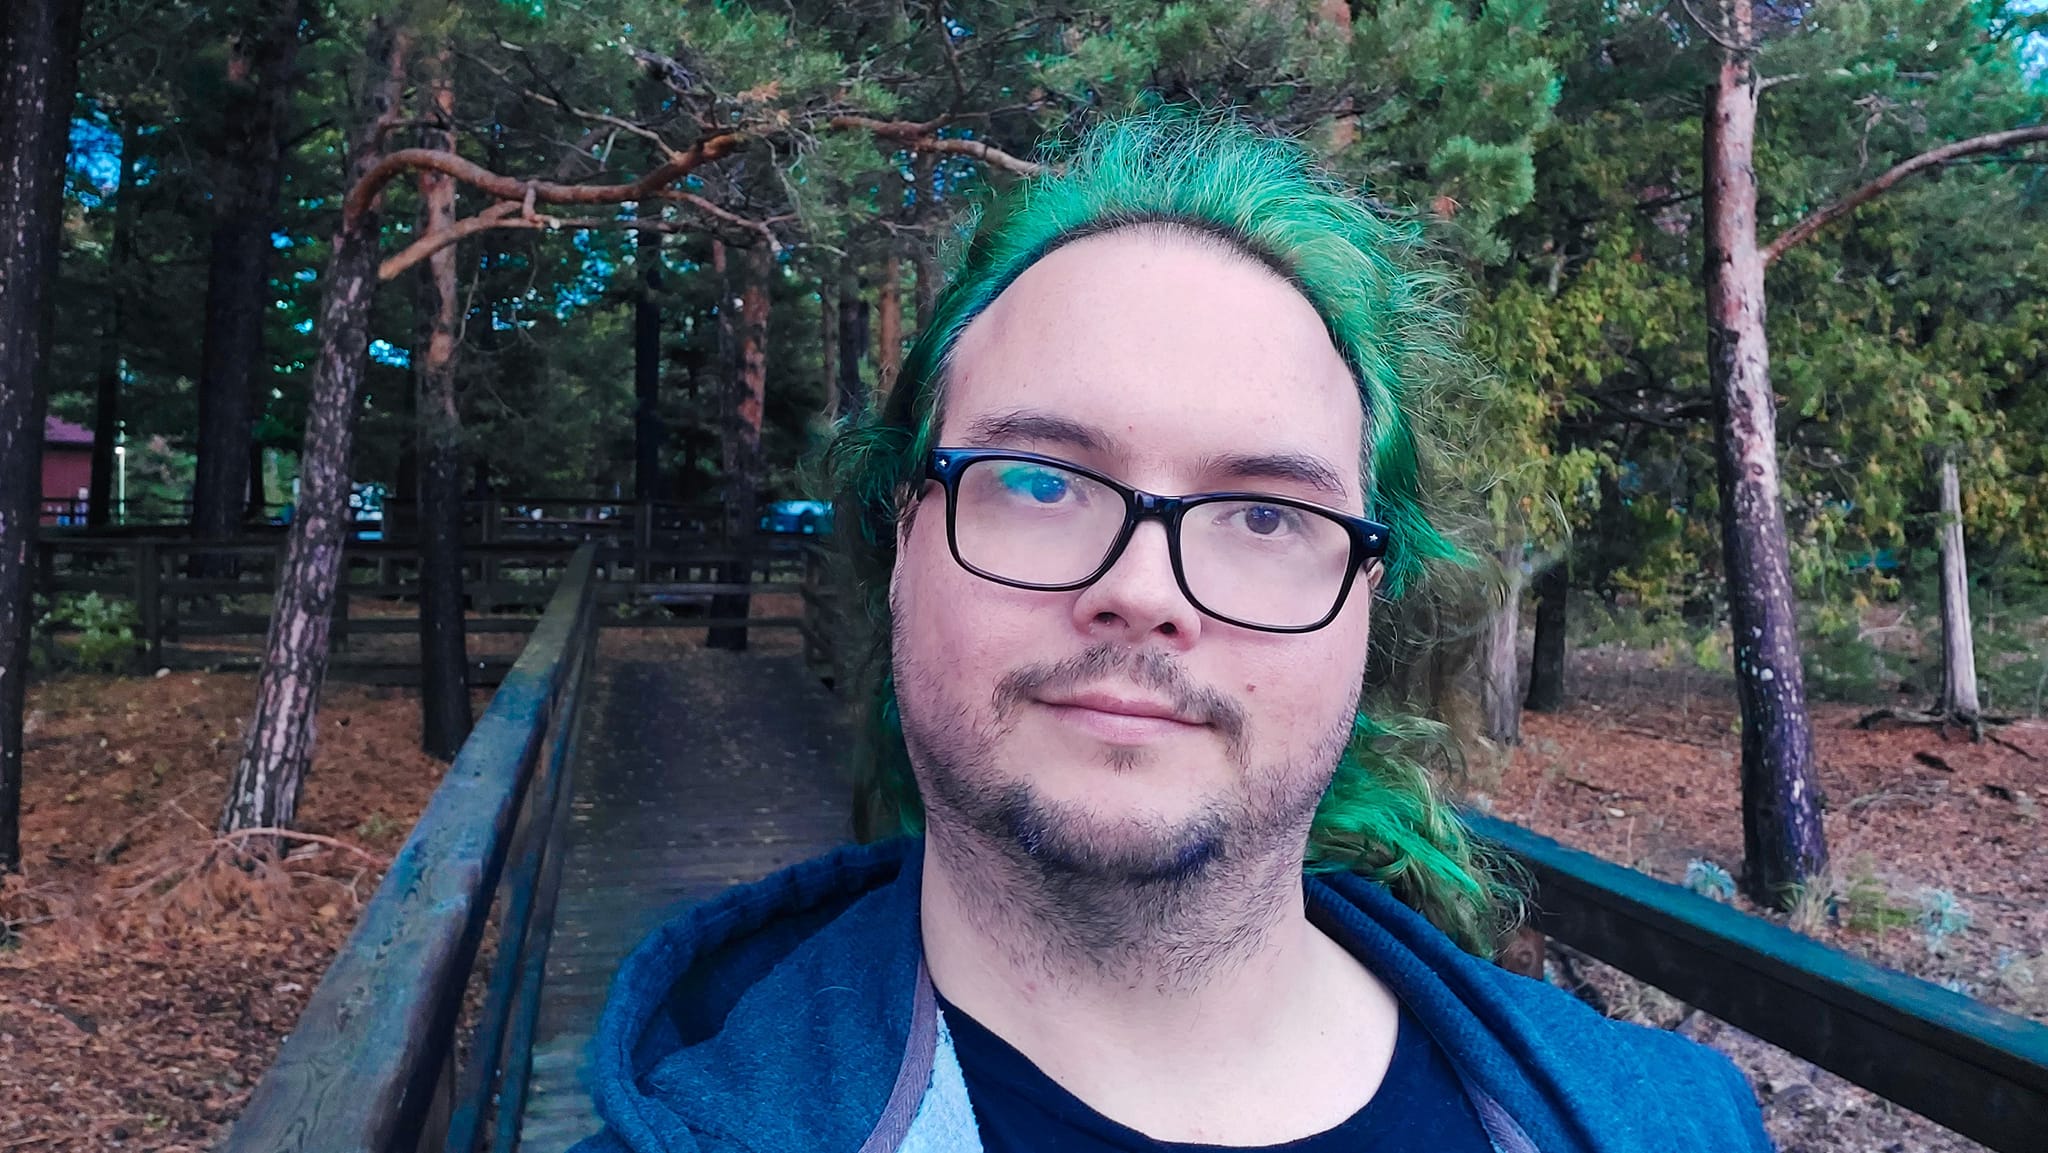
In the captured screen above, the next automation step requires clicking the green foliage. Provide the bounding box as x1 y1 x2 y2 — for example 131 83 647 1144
40 593 142 673
1684 859 1737 902
1917 888 1974 955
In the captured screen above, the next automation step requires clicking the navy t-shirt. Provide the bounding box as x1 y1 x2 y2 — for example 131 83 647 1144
935 992 1495 1151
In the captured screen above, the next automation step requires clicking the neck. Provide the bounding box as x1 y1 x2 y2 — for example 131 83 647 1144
921 814 1316 1027
917 822 1401 1145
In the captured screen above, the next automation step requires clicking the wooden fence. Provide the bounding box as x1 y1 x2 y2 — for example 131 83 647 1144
1468 814 2048 1152
219 544 599 1153
35 532 809 683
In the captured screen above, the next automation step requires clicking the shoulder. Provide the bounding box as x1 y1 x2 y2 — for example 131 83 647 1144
1469 960 1774 1150
1308 871 1772 1151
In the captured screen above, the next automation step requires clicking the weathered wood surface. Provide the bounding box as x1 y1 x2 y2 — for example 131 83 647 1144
516 639 853 1152
1470 814 2048 1152
219 545 597 1153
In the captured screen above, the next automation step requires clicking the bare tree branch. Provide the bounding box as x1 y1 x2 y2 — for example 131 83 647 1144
343 131 748 224
378 201 523 281
377 198 795 281
830 114 1041 176
657 189 790 251
367 111 1038 284
518 86 682 161
1763 125 2048 264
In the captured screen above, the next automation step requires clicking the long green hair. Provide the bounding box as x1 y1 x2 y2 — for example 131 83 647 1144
821 110 1520 955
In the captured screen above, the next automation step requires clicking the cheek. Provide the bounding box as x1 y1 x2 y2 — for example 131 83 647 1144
1239 632 1370 750
895 511 1025 686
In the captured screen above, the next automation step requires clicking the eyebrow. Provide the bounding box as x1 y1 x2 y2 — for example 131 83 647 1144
957 408 1352 501
959 410 1128 456
1196 451 1351 501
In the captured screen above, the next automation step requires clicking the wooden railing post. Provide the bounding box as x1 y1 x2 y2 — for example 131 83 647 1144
136 540 161 670
220 545 598 1153
477 502 499 616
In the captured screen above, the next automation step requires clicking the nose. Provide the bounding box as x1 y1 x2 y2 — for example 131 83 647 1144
1071 518 1203 645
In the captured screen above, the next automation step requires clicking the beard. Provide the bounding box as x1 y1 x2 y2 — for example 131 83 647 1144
894 628 1359 988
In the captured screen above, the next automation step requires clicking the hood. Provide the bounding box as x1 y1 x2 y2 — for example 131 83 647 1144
585 838 928 1153
582 838 1771 1153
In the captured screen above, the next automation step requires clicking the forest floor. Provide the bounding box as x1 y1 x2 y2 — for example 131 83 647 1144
1 627 2040 1151
0 668 460 1150
0 611 800 1152
1475 643 2047 1153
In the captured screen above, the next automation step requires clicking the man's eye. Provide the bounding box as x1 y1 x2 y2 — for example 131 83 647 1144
999 468 1073 504
1227 503 1302 537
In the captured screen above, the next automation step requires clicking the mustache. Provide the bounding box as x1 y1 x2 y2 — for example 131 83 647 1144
991 643 1249 745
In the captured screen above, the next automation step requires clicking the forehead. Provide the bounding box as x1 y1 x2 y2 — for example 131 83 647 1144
941 228 1366 500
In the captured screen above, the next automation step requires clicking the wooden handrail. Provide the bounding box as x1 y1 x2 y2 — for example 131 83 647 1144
1468 814 2048 1152
221 544 601 1153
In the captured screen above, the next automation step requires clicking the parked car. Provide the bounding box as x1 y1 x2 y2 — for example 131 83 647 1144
758 499 832 535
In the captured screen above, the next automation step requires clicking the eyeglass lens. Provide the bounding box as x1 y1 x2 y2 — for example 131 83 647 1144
951 457 1355 629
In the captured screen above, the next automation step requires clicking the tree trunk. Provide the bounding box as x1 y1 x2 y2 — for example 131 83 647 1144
1525 559 1568 713
1704 0 1827 906
1481 540 1524 745
191 0 300 542
414 46 470 761
0 0 85 872
88 115 138 528
219 22 404 834
836 255 870 420
910 153 941 331
820 277 839 422
877 250 903 400
634 201 665 502
708 243 770 651
1935 451 1980 723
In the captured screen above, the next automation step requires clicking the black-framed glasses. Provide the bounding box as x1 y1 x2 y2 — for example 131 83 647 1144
923 448 1390 633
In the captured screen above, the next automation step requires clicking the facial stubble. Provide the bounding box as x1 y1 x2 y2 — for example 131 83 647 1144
897 621 1360 990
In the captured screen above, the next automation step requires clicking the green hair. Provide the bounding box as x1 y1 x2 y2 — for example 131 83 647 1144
821 110 1520 956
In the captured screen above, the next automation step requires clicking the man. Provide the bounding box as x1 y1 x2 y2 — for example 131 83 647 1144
575 113 1773 1152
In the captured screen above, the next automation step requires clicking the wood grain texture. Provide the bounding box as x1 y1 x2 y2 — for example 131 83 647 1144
515 641 853 1152
221 547 596 1153
1470 814 2048 1152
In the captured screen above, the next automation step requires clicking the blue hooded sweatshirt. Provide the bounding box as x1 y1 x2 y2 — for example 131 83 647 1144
570 838 1774 1153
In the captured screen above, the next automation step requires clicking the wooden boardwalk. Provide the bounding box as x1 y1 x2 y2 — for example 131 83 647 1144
516 636 855 1151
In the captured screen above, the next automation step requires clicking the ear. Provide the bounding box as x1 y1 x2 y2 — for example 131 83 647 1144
1364 562 1388 597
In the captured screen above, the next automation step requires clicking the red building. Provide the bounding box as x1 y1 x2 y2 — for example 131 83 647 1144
41 416 94 526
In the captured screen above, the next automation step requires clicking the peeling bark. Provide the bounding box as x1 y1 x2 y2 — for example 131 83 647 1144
1935 451 1980 723
219 23 405 834
1480 541 1525 745
1703 0 1828 905
0 0 85 872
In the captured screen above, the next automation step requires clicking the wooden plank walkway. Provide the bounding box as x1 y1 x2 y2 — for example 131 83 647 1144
516 637 855 1151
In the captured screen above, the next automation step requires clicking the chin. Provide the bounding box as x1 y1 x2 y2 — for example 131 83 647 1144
981 772 1235 885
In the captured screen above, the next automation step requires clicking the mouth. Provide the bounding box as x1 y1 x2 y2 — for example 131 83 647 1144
1035 689 1207 743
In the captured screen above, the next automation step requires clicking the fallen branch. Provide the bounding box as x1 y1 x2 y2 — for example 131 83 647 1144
213 827 391 868
1986 729 2041 763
